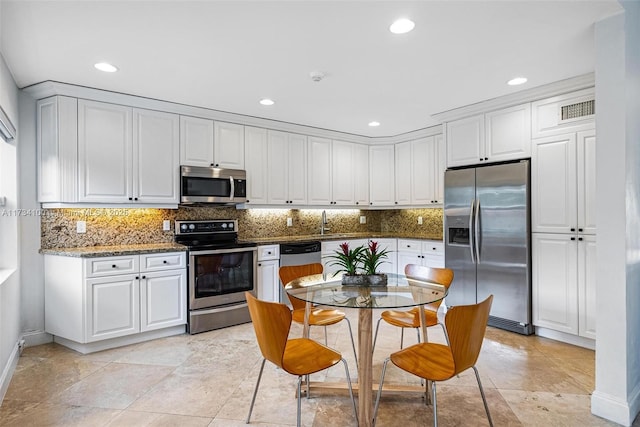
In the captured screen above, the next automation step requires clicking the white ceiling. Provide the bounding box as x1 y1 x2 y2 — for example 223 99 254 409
0 0 622 137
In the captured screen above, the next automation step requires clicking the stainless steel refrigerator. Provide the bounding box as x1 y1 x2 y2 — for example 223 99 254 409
444 160 533 335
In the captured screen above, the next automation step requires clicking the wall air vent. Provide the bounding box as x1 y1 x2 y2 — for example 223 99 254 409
560 99 595 121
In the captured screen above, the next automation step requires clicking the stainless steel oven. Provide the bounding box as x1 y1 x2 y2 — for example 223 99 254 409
175 220 257 334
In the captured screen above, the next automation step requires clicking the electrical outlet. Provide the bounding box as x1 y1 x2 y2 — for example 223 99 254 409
76 221 86 233
418 216 423 225
163 220 171 231
287 217 293 227
360 216 366 224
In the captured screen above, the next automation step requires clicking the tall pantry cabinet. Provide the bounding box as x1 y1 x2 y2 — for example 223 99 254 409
530 89 596 342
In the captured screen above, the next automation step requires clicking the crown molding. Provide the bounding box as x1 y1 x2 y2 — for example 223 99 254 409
431 73 595 123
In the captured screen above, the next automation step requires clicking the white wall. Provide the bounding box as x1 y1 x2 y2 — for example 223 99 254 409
592 2 640 425
0 46 22 401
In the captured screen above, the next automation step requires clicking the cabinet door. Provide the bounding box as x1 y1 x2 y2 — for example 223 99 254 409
446 114 484 168
369 145 395 206
532 133 577 233
287 134 308 205
433 134 446 203
485 103 531 163
140 270 187 332
397 251 424 274
411 137 434 205
578 235 596 339
577 129 596 235
133 109 180 203
332 140 355 205
267 130 289 205
244 126 268 204
78 100 132 202
214 121 245 169
257 259 279 302
180 115 214 167
373 238 397 275
394 142 412 206
307 136 332 205
353 143 369 206
86 275 139 342
532 233 578 334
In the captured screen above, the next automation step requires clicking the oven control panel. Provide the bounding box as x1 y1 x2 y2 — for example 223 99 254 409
175 220 238 234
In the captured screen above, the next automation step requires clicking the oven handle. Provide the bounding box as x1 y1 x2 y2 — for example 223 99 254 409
190 246 257 256
190 302 249 316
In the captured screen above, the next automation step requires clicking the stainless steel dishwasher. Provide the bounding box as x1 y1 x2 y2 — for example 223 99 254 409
279 241 322 303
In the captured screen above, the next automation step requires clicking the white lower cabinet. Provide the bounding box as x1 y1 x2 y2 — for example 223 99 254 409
532 233 595 339
396 239 444 275
45 252 186 350
257 245 280 302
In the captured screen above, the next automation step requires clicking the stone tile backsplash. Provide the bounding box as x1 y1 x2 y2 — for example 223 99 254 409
40 207 443 249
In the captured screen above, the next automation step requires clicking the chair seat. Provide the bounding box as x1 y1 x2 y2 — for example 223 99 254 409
292 308 346 326
283 338 342 376
380 307 439 328
390 342 455 381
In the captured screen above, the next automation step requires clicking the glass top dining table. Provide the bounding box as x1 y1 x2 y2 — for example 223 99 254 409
285 272 448 427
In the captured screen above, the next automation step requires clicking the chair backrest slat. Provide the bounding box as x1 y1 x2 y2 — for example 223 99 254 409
445 295 493 374
279 263 324 310
245 292 292 368
404 264 454 312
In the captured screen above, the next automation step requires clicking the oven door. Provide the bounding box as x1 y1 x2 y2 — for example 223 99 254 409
189 246 257 310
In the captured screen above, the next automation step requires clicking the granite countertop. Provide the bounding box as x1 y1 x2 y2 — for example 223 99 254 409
39 243 187 258
242 232 443 246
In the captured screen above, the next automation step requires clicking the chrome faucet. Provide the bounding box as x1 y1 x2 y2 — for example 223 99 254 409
320 210 330 235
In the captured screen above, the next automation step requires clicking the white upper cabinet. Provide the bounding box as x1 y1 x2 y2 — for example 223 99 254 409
214 121 245 169
37 96 78 203
434 134 446 203
132 108 180 204
446 114 484 168
267 130 307 205
353 143 369 207
179 115 214 167
394 136 443 206
179 119 244 169
307 136 333 205
369 144 395 206
332 140 357 205
394 141 412 206
244 126 268 205
532 88 595 138
532 128 595 235
78 100 133 203
446 103 531 168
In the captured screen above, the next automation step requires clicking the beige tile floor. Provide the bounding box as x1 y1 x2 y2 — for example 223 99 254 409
1 309 637 427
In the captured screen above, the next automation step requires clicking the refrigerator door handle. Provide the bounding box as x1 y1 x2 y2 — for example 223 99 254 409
475 198 481 262
469 198 476 264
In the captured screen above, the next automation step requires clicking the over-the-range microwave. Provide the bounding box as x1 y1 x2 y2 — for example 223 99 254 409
180 165 247 205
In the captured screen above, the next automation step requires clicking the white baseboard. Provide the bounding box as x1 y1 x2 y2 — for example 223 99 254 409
21 330 53 347
0 340 21 403
535 327 595 350
591 383 640 426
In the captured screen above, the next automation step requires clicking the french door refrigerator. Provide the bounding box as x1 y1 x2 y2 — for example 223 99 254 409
444 159 533 335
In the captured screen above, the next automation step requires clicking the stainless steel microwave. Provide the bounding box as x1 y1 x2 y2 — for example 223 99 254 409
180 165 247 205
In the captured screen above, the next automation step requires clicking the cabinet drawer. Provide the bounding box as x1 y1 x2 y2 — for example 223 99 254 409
140 252 186 272
86 256 139 277
258 245 279 261
397 239 421 253
422 241 444 255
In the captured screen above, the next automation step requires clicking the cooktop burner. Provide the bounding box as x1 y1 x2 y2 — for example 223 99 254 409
174 219 256 250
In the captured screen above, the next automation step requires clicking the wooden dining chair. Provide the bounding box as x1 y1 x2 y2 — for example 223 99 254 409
373 295 494 427
372 264 454 353
245 292 358 427
279 263 358 364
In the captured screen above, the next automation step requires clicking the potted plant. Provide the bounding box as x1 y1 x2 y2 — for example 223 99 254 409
326 241 390 286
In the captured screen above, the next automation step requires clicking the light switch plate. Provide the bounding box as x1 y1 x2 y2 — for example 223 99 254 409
418 216 423 225
163 220 171 231
76 221 86 234
287 217 293 227
360 216 366 224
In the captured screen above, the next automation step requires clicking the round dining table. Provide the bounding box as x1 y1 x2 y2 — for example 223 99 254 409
285 272 448 427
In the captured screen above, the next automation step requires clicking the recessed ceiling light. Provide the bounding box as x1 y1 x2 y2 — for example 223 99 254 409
507 77 528 86
368 121 381 127
259 98 275 106
389 18 415 34
94 62 118 73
